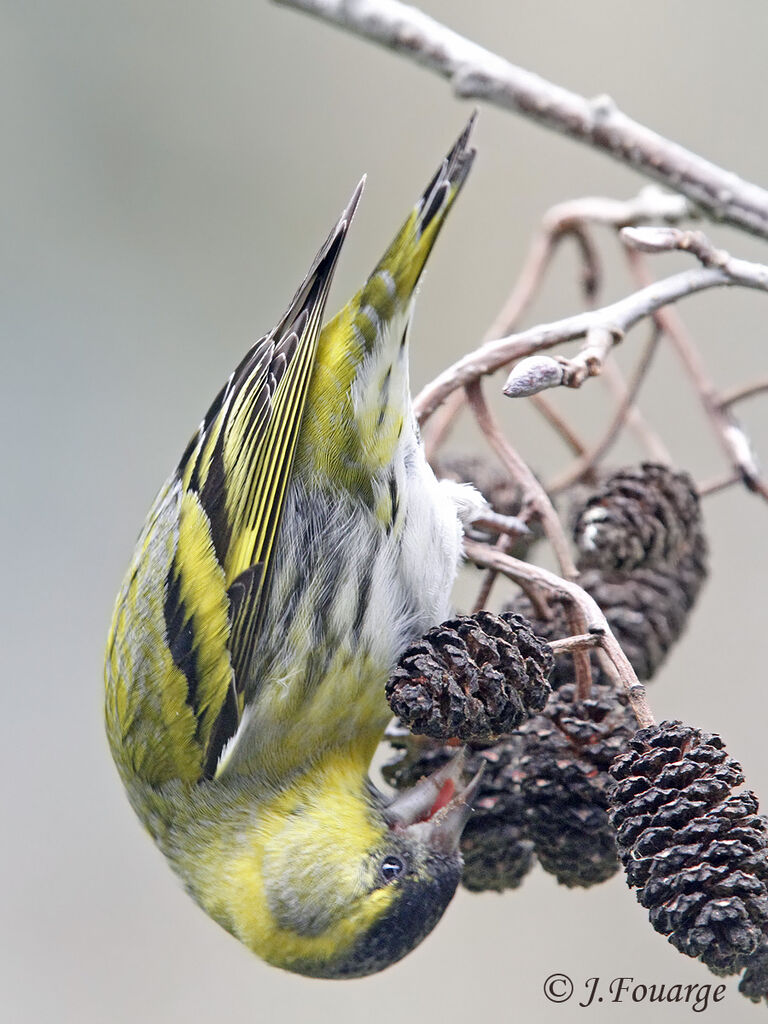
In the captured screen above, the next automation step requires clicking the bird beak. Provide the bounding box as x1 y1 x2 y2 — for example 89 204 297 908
384 749 484 854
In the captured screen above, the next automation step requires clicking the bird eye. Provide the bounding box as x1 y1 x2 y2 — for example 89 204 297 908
380 855 406 883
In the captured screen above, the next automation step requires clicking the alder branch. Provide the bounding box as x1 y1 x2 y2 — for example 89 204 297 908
504 326 617 396
470 534 513 615
500 255 768 400
624 249 768 503
597 353 672 465
467 510 531 541
415 265 754 421
464 540 655 729
548 325 666 494
621 226 768 289
550 633 604 656
424 187 691 458
697 470 743 497
275 0 768 240
464 379 579 580
718 378 768 410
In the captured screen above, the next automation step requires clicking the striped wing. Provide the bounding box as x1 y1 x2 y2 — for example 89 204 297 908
105 182 362 784
298 116 476 492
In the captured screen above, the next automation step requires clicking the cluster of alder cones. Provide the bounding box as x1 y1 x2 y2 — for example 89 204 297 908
385 463 768 1005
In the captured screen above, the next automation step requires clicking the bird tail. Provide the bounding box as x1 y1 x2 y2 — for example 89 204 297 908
360 113 477 328
297 118 475 485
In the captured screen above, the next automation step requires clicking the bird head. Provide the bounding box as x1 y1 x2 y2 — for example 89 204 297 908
202 750 481 979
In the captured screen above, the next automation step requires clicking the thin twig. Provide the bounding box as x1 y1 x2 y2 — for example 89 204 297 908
563 599 594 700
464 540 655 729
622 226 768 289
486 189 692 343
471 534 511 613
276 0 768 240
529 394 590 456
468 510 531 540
718 378 768 410
697 470 743 497
500 254 768 401
424 188 691 457
625 249 768 503
462 378 588 700
423 205 597 459
550 633 604 656
464 379 579 580
468 542 654 726
416 266 744 422
423 389 465 462
548 325 666 493
598 352 672 465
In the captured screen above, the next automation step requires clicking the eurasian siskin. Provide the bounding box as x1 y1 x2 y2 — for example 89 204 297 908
104 118 482 978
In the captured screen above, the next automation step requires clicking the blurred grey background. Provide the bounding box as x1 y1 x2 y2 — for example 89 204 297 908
3 2 768 1021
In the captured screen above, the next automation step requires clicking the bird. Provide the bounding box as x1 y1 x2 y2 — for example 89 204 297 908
104 117 483 979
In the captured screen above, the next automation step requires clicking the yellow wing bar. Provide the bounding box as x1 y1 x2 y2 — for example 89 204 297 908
163 181 363 776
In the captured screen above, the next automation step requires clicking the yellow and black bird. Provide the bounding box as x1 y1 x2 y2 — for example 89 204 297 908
105 118 482 978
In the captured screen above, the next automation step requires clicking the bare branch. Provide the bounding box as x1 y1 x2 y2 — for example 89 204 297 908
423 187 690 454
499 254 768 401
697 470 743 497
562 599 595 700
275 0 768 240
470 534 512 614
487 188 692 347
464 539 655 728
416 267 728 421
541 188 696 235
625 249 768 503
621 226 768 289
718 378 768 410
548 326 666 493
504 325 618 396
598 354 672 466
464 380 579 580
529 394 590 456
549 633 604 656
467 510 531 541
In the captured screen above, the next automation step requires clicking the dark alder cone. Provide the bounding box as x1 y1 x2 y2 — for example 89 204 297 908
461 816 535 893
459 737 535 893
573 463 701 572
515 683 637 887
739 945 768 1004
502 592 604 690
582 538 708 681
381 730 455 793
383 733 535 893
609 722 768 976
505 462 708 686
506 527 708 685
385 612 553 742
385 683 637 891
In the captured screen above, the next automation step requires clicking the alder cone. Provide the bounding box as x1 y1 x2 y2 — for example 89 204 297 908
385 682 637 891
740 946 768 1004
515 682 637 888
609 722 768 976
506 524 708 685
386 612 553 742
573 462 701 573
